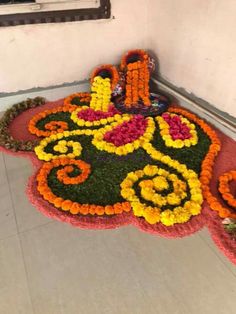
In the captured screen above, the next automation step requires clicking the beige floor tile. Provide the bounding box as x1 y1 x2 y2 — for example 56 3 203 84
0 234 34 314
199 228 236 276
20 222 236 314
4 154 50 232
0 153 17 239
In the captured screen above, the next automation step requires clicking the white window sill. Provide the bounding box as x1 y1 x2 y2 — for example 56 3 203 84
0 0 99 16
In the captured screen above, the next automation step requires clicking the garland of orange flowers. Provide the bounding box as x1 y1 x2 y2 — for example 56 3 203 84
168 106 236 219
36 157 131 216
121 49 151 107
218 170 236 208
90 65 119 90
64 92 91 107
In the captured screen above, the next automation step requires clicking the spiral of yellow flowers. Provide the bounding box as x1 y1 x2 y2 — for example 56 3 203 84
120 164 203 226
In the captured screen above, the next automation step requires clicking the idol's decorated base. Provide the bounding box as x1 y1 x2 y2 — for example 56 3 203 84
0 49 236 264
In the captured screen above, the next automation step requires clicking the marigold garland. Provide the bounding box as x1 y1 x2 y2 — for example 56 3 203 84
90 76 112 112
120 49 151 107
218 170 236 208
36 157 131 216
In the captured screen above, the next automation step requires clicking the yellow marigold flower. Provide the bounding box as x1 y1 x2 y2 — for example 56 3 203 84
188 201 201 215
121 188 135 199
143 165 158 176
143 207 161 224
152 194 167 206
167 193 181 205
141 188 155 201
153 176 169 191
139 180 154 188
132 202 144 216
160 210 176 226
120 180 133 189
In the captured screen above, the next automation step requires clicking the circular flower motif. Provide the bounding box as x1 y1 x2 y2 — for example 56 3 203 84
45 121 68 133
28 106 75 137
34 129 91 161
57 159 90 185
218 170 236 208
36 157 131 216
156 113 198 148
53 140 82 157
120 164 203 226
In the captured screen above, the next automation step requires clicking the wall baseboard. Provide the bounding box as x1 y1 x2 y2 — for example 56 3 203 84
0 81 90 112
152 78 236 140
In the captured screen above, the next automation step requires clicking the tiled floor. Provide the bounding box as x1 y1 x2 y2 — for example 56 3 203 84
0 152 236 314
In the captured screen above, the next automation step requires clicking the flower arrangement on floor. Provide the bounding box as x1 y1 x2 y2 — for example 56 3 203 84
1 49 236 264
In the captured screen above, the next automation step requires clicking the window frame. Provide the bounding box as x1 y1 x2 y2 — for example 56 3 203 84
0 0 111 27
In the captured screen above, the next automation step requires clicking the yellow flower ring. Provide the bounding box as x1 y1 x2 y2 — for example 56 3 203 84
92 116 155 155
34 129 94 161
121 164 203 226
156 114 198 148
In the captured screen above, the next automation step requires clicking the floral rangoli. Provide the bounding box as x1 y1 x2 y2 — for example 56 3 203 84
0 49 236 264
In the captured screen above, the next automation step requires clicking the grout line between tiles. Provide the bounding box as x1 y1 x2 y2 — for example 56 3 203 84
19 220 55 236
198 229 236 278
0 233 20 243
3 153 36 314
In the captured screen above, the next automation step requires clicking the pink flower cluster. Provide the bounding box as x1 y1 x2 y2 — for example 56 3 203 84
162 113 192 140
104 115 147 147
77 105 119 122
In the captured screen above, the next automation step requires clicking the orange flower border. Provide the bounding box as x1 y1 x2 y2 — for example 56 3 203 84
90 65 119 90
168 106 236 220
36 157 132 216
218 170 236 208
28 105 77 137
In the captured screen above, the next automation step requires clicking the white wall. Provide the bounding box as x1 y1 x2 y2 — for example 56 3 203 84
0 0 148 93
1 0 236 117
147 0 236 117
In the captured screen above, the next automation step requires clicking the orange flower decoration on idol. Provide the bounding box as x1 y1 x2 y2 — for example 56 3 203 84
90 65 119 90
120 49 151 107
218 170 236 208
